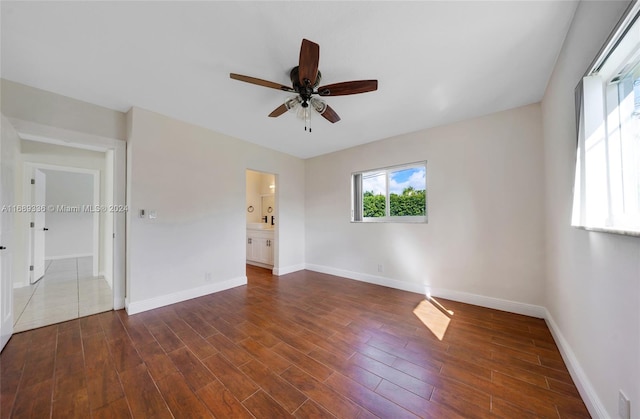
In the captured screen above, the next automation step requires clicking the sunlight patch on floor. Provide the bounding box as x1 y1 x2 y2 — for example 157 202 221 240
413 298 453 341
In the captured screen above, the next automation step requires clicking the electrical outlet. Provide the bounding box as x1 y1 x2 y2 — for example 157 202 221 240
377 264 384 273
204 272 212 282
619 390 630 419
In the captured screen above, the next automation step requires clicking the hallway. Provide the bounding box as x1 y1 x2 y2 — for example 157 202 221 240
13 257 112 332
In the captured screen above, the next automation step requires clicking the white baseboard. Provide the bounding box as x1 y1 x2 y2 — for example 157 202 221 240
125 276 247 315
543 308 606 418
273 263 306 276
305 264 546 318
45 253 92 261
305 264 427 294
428 287 546 318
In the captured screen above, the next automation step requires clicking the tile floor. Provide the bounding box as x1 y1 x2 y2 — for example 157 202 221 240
13 257 113 332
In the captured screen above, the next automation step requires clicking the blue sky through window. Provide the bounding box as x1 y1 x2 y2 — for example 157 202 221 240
390 167 425 194
362 166 425 195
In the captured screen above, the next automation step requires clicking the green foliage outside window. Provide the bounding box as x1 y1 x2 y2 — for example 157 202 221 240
363 187 426 217
363 191 386 217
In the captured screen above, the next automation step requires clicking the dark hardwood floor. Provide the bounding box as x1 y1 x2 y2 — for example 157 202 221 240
0 266 589 418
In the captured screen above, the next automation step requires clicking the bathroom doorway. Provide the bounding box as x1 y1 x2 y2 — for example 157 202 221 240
245 170 277 272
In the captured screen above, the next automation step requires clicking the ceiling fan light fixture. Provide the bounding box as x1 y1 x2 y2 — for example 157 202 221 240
296 102 311 121
284 95 302 111
310 97 327 114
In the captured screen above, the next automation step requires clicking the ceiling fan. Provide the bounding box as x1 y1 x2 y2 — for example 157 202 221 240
230 39 378 131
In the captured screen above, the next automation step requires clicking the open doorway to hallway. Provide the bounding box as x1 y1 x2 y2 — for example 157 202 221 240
13 256 112 332
0 116 126 350
13 140 116 332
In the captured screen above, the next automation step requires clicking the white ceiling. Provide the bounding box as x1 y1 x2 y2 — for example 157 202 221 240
1 1 578 159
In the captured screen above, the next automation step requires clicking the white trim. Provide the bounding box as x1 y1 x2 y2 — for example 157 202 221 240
45 253 92 261
305 264 546 318
273 263 305 276
125 276 247 315
8 118 125 150
305 264 428 294
543 308 606 419
428 287 546 318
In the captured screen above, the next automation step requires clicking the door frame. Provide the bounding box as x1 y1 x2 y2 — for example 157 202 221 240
1 115 19 351
23 163 101 280
9 118 126 310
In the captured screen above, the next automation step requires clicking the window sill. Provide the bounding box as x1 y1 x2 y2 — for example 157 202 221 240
352 216 428 224
573 225 640 238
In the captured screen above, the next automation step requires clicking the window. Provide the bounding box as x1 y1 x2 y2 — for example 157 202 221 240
352 162 427 223
573 3 640 235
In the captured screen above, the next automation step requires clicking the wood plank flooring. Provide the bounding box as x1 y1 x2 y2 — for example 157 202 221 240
0 266 589 418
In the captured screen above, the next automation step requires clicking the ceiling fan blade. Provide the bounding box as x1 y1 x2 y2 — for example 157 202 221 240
298 39 320 86
317 80 378 96
320 105 341 123
230 73 294 92
268 104 288 118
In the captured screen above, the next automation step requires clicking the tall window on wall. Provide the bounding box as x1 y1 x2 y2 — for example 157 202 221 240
573 1 640 235
352 162 427 223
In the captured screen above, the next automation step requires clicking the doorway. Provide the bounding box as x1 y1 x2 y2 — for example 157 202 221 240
26 166 101 283
245 169 277 272
7 125 124 338
14 164 111 332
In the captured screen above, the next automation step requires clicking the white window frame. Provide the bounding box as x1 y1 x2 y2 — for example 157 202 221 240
573 1 640 236
351 161 427 223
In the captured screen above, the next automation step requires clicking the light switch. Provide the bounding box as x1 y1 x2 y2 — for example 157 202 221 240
149 210 157 220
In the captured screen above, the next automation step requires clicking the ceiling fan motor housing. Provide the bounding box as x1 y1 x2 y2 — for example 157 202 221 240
290 66 321 102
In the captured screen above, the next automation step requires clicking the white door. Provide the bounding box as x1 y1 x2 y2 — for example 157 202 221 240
30 169 46 283
1 116 19 351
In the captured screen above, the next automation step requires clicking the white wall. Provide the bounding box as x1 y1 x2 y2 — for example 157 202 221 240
541 1 640 417
126 107 305 313
1 79 126 140
305 103 546 310
42 170 93 260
